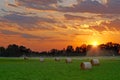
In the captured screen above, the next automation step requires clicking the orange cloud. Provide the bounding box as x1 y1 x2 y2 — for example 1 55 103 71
0 0 120 51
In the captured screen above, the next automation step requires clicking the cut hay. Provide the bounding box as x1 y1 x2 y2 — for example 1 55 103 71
91 59 100 66
65 58 72 63
55 57 60 61
40 58 44 62
81 62 92 70
23 56 28 60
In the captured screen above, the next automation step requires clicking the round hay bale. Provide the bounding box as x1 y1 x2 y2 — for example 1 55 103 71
65 58 72 63
40 58 44 62
23 56 28 60
55 57 60 61
81 62 92 70
91 59 100 66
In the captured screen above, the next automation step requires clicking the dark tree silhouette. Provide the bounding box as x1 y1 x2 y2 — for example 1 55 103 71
66 45 74 56
80 44 87 56
6 44 21 57
66 45 74 53
0 47 5 56
19 46 32 56
0 42 120 57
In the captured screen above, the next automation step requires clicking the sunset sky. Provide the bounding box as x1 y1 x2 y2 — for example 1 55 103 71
0 0 120 51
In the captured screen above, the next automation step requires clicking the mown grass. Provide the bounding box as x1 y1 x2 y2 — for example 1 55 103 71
0 57 120 80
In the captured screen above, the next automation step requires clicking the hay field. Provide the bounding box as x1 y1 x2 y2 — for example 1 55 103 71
0 57 120 80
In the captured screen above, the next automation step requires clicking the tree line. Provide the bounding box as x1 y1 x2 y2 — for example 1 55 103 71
0 42 120 57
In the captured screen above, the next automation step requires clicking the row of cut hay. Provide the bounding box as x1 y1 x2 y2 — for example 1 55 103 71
39 57 72 63
23 57 100 70
39 57 100 70
55 57 72 63
39 58 100 70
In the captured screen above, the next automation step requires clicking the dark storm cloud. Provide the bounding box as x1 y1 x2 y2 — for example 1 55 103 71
59 0 120 14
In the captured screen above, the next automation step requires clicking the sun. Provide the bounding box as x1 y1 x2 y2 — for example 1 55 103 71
92 41 99 47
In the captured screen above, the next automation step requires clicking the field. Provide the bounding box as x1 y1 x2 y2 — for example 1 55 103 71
0 57 120 80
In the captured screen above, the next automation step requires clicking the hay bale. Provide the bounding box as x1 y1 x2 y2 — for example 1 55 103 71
91 59 100 66
23 56 28 60
66 58 72 63
40 58 44 62
81 62 92 70
55 57 60 61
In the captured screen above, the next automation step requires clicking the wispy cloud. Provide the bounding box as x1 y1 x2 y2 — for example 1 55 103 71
60 0 120 14
89 19 120 32
0 13 56 30
64 14 94 20
7 3 18 7
15 0 59 11
0 29 53 40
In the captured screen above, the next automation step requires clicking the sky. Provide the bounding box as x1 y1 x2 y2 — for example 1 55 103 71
0 0 120 51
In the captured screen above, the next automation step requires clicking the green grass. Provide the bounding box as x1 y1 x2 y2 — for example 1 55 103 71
0 57 120 80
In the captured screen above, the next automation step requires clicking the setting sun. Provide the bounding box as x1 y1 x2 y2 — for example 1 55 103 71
92 41 99 47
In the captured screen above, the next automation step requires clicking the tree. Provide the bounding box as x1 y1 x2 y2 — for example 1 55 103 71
49 49 58 56
6 44 21 57
66 45 74 56
0 47 5 56
80 44 87 56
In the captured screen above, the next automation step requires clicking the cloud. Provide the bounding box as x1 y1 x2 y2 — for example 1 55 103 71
90 25 107 32
15 0 59 10
60 0 120 14
0 29 52 40
7 4 18 7
89 19 120 32
21 34 52 40
106 0 120 13
7 0 120 14
103 19 120 30
1 9 35 15
0 13 56 30
64 14 94 20
2 13 56 23
97 14 120 19
0 29 20 35
0 29 74 42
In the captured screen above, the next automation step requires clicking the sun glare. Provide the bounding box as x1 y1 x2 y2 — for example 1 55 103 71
92 41 98 47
